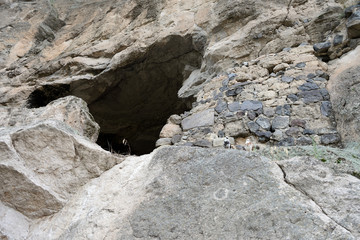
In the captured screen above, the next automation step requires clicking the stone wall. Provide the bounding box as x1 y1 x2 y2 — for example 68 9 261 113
156 45 340 149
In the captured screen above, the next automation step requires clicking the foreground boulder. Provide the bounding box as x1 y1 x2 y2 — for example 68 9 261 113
26 146 359 239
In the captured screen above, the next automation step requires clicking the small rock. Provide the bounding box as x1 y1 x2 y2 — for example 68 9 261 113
159 123 182 138
296 136 313 145
181 109 215 130
228 73 237 81
219 86 228 92
281 76 294 83
256 117 271 130
263 107 275 117
298 82 319 91
320 134 340 145
320 88 330 100
287 94 298 102
218 130 225 138
313 42 331 53
247 111 257 120
303 129 315 135
171 134 182 144
275 105 291 116
307 73 316 79
291 119 306 128
277 137 295 146
241 100 263 111
313 77 327 82
273 63 289 73
298 90 323 104
168 115 182 125
255 131 272 140
283 47 292 52
226 89 237 97
272 129 283 141
272 116 290 129
295 75 307 80
320 101 332 117
155 138 172 147
333 35 344 46
228 102 241 112
248 121 260 133
285 127 302 137
295 62 306 68
215 100 227 114
194 139 212 148
315 70 329 80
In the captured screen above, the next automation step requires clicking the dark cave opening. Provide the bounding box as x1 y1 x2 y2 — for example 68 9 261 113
24 35 203 155
89 35 202 155
26 84 70 108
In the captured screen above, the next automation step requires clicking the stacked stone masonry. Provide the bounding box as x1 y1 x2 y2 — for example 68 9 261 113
157 45 340 149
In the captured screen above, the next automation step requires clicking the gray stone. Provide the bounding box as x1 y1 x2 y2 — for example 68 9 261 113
275 105 291 116
263 107 275 117
247 111 257 120
295 62 306 68
193 139 212 148
307 73 316 79
215 100 227 114
224 120 249 137
298 82 319 91
313 42 331 53
226 89 237 97
228 73 237 80
321 101 332 117
320 88 330 100
333 34 344 46
256 117 271 130
155 138 172 147
228 102 241 112
291 119 306 128
298 90 323 104
303 129 315 135
285 127 302 137
278 157 360 238
247 121 260 133
295 75 307 80
272 116 290 129
255 130 272 140
321 134 341 145
181 109 214 130
347 9 360 39
296 136 313 145
287 94 298 102
315 70 330 80
313 77 327 82
171 134 182 144
281 76 294 83
272 129 283 141
240 100 263 111
218 130 225 138
277 137 295 146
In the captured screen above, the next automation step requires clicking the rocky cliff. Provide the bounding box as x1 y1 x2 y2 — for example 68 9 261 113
1 0 360 239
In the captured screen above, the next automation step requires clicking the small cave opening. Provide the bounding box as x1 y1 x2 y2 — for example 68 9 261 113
88 35 203 155
26 84 70 108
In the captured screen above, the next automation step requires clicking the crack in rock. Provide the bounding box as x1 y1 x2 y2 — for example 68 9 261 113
275 162 354 236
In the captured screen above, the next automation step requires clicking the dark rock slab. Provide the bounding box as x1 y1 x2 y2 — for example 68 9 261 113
298 90 323 104
228 102 241 112
321 101 332 117
247 121 260 133
272 116 290 129
275 105 291 116
303 129 315 135
320 134 340 145
215 100 227 114
291 119 306 128
313 42 331 53
287 94 298 102
298 82 319 91
256 117 271 130
281 76 294 83
240 100 263 111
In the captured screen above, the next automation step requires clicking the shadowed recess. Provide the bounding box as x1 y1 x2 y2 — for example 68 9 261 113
90 35 202 155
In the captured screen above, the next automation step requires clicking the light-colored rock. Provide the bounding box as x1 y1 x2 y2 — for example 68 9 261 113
0 96 100 142
0 201 30 240
0 120 122 219
155 138 172 147
224 120 249 137
159 123 182 138
181 109 214 130
26 147 359 239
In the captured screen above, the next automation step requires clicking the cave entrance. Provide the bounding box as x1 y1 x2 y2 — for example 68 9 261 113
89 35 203 155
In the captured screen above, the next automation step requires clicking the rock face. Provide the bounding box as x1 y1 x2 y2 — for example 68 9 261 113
24 146 360 239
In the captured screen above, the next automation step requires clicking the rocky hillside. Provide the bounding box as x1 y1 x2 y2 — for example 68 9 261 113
1 0 360 239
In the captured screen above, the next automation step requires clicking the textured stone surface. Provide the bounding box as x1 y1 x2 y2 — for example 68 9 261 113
272 116 290 129
159 123 182 138
26 147 359 239
224 120 249 137
181 109 214 130
0 120 122 219
240 100 263 111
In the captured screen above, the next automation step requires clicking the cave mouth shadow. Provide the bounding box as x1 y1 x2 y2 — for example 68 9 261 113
90 35 203 155
24 35 203 156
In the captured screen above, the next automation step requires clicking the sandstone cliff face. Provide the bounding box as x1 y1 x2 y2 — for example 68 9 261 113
1 0 360 239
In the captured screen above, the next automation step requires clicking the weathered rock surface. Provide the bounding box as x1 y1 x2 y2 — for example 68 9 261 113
22 146 359 239
328 45 360 143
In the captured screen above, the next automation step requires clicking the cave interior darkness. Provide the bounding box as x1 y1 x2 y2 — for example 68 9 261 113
27 35 203 155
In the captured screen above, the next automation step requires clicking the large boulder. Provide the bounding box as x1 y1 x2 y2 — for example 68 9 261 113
0 120 122 220
26 146 359 239
328 46 360 143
